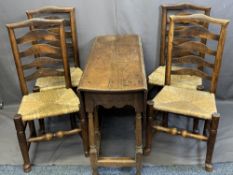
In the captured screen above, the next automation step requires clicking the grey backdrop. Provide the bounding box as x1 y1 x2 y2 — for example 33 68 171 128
0 0 233 105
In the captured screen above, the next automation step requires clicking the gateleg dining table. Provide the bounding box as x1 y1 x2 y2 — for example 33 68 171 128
78 34 147 175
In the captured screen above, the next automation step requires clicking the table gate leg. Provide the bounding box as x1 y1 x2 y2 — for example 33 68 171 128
88 112 98 175
94 107 101 155
135 112 142 175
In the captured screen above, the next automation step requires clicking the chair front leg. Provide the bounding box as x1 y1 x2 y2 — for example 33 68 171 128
144 101 154 155
205 113 220 172
14 114 31 172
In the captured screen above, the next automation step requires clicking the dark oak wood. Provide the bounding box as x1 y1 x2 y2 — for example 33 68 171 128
205 113 220 171
193 118 199 133
79 35 147 92
152 124 208 141
26 7 82 130
162 112 168 127
150 3 212 128
7 18 65 95
172 55 214 68
144 101 154 155
145 14 229 172
14 115 31 172
16 29 59 44
165 14 229 93
79 35 147 175
6 18 88 172
26 6 80 67
28 128 81 142
159 3 211 66
173 24 220 40
25 68 64 81
173 41 217 56
171 68 211 80
19 44 61 58
97 157 136 167
23 57 62 69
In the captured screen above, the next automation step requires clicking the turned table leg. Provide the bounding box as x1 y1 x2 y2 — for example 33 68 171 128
79 112 89 157
135 112 143 175
88 112 98 175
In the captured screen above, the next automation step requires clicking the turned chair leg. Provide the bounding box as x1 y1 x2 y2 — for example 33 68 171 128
38 119 45 134
205 113 220 172
203 120 210 136
144 101 154 155
70 113 77 129
162 112 168 127
28 121 37 137
193 118 199 133
33 86 44 134
14 114 31 172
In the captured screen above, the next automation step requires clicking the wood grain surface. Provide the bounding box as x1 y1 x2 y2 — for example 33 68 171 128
79 35 147 92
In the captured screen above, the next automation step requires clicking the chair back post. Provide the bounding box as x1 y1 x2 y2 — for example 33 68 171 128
159 4 211 66
159 6 167 66
59 20 72 88
165 14 229 93
7 25 29 95
69 7 80 67
164 16 174 86
26 6 80 67
211 23 229 93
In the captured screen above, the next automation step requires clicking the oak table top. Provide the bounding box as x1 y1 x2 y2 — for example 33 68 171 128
79 35 147 92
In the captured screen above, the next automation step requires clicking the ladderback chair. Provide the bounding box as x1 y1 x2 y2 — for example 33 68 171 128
6 18 88 172
148 3 211 89
26 6 83 133
148 3 211 130
26 6 82 91
145 14 229 172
